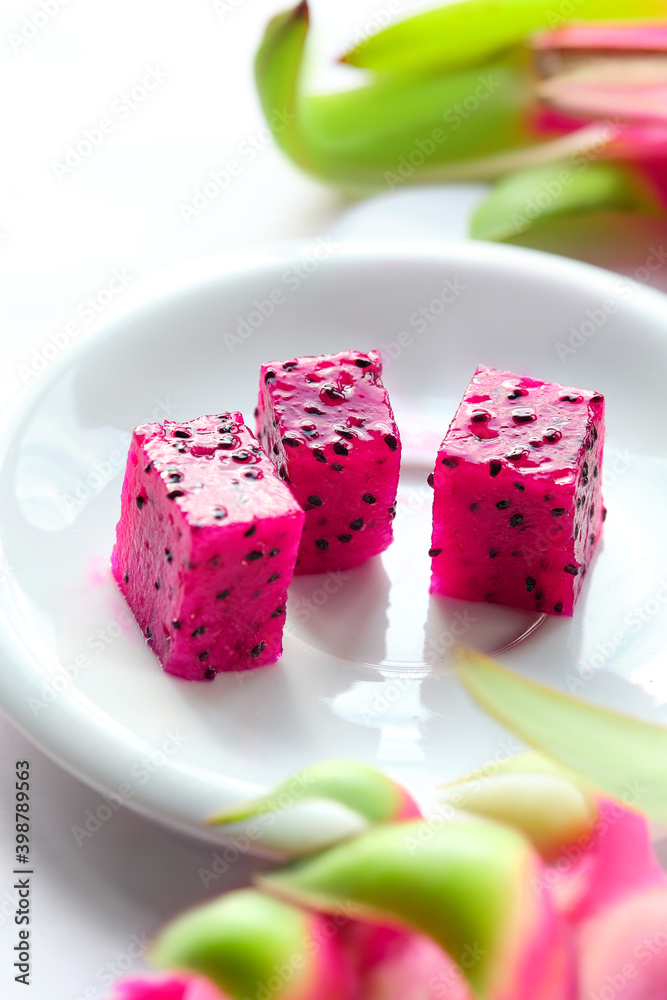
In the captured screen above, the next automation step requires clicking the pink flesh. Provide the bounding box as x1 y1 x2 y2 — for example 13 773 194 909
429 366 605 616
256 350 401 574
111 413 304 679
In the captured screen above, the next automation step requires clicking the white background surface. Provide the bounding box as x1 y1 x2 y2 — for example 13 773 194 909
2 1 667 998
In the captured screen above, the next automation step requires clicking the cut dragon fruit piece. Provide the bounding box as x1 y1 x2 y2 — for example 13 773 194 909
429 366 605 616
111 413 304 679
256 350 401 574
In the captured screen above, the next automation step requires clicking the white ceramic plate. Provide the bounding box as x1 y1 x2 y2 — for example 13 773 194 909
1 241 666 851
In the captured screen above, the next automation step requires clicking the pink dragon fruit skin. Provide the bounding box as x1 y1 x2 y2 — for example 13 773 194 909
111 413 304 679
429 366 605 616
256 350 401 574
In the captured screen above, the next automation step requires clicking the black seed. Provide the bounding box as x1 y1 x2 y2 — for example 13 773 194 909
205 668 216 680
155 580 161 590
512 411 536 424
427 473 434 487
576 497 584 509
253 407 259 419
507 389 526 400
218 434 235 448
582 462 589 485
246 551 263 561
506 449 525 462
554 602 563 614
544 429 562 444
513 482 525 491
313 449 327 463
551 508 565 518
173 430 191 439
590 533 596 545
333 442 349 456
384 434 398 451
335 427 354 440
591 394 603 403
350 518 363 531
282 435 299 448
198 650 210 661
594 465 599 478
172 619 182 629
233 451 251 463
244 525 257 537
167 472 183 483
564 564 579 575
265 370 276 382
216 588 231 602
489 547 499 558
136 495 146 509
282 361 297 371
534 589 544 601
429 547 442 557
144 463 153 473
305 405 324 415
167 490 184 500
338 534 352 543
442 458 457 468
192 626 206 638
315 538 329 550
574 524 579 540
470 501 480 511
602 507 607 521
526 576 537 592
213 507 227 520
509 513 524 527
279 466 290 482
251 640 267 658
321 384 345 402
269 548 280 557
331 463 344 471
301 426 319 439
560 394 581 403
355 358 372 368
145 625 152 640
308 495 323 506
496 500 511 509
173 443 187 452
589 503 595 518
271 607 285 618
272 444 279 455
471 412 488 423
268 573 280 583
490 460 502 477
123 572 129 583
363 493 376 504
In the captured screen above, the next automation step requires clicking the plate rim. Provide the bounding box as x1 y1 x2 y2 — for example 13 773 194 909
2 237 667 847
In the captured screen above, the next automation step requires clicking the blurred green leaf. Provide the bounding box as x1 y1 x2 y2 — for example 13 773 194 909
208 759 416 828
457 646 667 821
342 0 667 77
471 159 646 240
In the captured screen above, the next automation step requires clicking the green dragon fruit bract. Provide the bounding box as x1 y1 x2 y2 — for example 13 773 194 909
256 350 401 574
111 413 305 679
429 366 605 616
